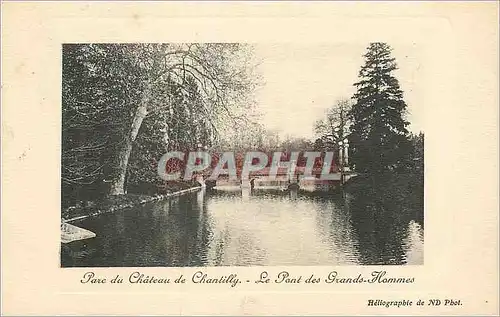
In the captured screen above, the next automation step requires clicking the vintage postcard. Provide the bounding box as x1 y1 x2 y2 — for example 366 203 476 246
1 1 498 316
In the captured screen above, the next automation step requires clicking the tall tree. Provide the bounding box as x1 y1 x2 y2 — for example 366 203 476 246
62 43 258 201
62 44 143 204
315 99 352 167
348 42 411 174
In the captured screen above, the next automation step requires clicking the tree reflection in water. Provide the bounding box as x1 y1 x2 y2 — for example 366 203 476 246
61 181 423 267
344 174 424 265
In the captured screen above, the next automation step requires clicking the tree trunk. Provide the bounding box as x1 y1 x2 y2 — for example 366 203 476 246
109 139 133 195
109 84 151 195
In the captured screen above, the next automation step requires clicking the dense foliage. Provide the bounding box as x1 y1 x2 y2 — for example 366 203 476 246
62 43 257 206
348 43 412 174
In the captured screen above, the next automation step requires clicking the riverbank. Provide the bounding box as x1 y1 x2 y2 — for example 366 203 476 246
62 181 202 223
343 172 424 223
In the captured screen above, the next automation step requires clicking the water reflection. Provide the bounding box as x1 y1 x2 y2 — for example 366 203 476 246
62 186 424 267
403 220 424 264
346 186 424 265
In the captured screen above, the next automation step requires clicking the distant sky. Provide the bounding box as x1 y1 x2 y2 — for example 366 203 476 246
253 43 425 139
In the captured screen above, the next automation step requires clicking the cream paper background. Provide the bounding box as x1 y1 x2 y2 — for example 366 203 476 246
1 2 498 316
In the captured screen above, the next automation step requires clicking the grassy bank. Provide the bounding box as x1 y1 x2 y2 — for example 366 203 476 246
62 181 201 222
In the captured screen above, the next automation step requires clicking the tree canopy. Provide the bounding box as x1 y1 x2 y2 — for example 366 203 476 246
62 43 259 204
348 42 412 174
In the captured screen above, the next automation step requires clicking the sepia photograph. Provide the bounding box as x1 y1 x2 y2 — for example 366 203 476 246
2 1 498 316
60 42 424 267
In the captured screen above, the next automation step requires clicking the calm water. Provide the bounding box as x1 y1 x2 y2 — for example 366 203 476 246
61 187 424 267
